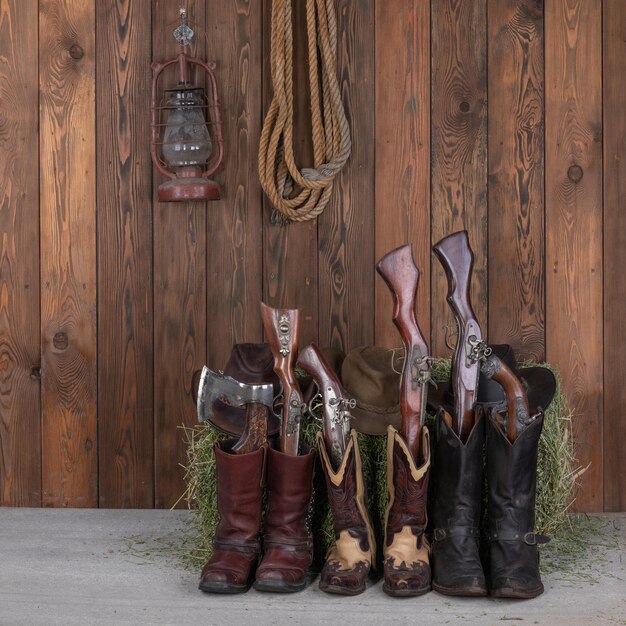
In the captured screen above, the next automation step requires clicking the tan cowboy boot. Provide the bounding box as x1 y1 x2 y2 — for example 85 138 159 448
317 430 376 596
383 425 431 597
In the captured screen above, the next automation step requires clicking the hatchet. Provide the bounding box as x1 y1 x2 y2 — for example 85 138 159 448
196 366 274 454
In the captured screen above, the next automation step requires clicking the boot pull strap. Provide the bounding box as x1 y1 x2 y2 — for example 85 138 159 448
263 535 313 552
212 537 261 553
488 531 550 545
432 526 480 541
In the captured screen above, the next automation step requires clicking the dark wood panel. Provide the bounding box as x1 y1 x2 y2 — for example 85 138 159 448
431 0 488 358
153 0 207 508
318 0 375 351
39 0 97 507
0 0 41 506
96 0 154 507
487 0 545 361
603 0 626 512
545 0 603 512
262 0 318 347
206 0 264 370
374 0 430 349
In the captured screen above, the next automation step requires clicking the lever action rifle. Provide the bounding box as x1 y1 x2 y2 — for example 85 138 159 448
433 231 489 442
260 302 303 456
297 343 354 470
376 244 431 461
481 354 530 443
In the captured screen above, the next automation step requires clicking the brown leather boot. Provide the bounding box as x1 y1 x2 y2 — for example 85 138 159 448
254 446 316 592
317 430 376 596
383 425 431 597
199 441 266 594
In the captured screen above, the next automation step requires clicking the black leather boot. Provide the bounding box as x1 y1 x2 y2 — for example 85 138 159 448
430 410 487 596
486 411 548 598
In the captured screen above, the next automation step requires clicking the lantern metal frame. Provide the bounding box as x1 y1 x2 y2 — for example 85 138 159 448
150 19 224 203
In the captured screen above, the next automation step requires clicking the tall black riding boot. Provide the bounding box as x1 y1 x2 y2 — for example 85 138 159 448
431 410 487 596
486 411 547 598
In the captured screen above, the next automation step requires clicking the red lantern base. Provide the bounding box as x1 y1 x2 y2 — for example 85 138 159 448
158 177 221 202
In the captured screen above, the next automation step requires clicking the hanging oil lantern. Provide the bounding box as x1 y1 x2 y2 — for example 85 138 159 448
151 9 224 202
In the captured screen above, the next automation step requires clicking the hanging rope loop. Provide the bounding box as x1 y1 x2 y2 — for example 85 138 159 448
258 0 351 223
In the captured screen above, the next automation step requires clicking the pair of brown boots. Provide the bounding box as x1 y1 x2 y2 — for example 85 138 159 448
199 441 315 594
317 428 431 597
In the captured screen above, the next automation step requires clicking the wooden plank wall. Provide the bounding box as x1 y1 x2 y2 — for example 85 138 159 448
0 0 624 512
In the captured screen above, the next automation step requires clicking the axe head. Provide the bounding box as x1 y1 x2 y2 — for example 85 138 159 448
197 366 275 424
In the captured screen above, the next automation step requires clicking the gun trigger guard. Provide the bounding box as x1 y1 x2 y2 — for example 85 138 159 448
444 323 459 352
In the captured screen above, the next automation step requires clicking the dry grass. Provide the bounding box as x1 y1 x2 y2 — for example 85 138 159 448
180 359 579 567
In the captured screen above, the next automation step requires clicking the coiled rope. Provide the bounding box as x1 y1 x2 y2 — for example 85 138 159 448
258 0 351 223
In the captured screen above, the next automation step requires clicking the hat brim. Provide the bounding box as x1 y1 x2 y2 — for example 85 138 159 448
347 400 402 436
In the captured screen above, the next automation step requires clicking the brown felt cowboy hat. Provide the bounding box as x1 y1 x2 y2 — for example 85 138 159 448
340 346 403 436
427 344 557 416
340 344 556 436
207 343 282 436
195 343 346 436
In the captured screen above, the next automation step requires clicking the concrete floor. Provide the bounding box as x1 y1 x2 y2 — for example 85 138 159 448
0 509 624 626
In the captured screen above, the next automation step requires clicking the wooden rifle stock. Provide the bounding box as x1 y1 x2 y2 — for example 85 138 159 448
376 244 430 461
481 355 529 443
433 231 483 442
260 302 303 455
297 343 351 470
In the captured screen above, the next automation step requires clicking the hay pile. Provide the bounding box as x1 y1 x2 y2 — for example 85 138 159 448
181 359 578 568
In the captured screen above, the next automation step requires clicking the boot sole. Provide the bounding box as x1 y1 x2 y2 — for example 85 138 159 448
382 583 430 598
432 582 488 597
319 581 366 596
198 580 251 594
253 579 307 593
490 584 544 599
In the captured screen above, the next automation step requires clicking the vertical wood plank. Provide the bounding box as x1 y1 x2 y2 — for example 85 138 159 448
487 0 545 361
0 0 41 506
262 0 318 347
545 0 602 511
205 0 264 370
96 0 154 507
153 0 207 508
603 0 626 512
374 0 430 348
318 0 375 351
39 0 97 507
431 0 488 357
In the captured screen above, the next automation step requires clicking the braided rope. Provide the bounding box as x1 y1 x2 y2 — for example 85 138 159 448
259 0 351 223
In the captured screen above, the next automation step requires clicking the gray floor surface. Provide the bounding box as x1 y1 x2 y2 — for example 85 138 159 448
0 508 624 626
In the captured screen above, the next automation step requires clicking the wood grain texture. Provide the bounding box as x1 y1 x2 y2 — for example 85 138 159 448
487 0 545 361
206 0 264 370
153 0 207 508
545 0 603 512
431 0 488 359
374 0 430 350
262 0 318 348
602 0 626 512
0 0 41 506
96 0 154 508
39 0 97 507
318 0 375 352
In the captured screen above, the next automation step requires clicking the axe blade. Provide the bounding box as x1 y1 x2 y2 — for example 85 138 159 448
196 366 275 424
